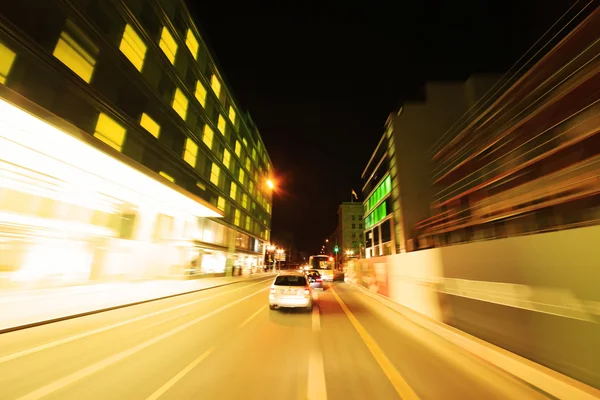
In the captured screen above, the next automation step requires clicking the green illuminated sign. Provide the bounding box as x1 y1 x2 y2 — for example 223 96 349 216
365 175 392 214
334 245 339 253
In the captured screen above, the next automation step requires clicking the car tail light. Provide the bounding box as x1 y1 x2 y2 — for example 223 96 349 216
304 288 310 295
316 278 323 282
270 287 275 294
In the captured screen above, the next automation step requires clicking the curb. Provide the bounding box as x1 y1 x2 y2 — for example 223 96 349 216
348 281 600 400
0 274 275 335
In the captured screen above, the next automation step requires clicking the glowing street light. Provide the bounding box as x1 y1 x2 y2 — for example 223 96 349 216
266 179 274 189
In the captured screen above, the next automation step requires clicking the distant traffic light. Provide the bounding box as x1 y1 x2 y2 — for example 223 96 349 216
334 245 339 253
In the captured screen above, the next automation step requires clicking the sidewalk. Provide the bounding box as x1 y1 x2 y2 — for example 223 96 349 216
0 272 275 332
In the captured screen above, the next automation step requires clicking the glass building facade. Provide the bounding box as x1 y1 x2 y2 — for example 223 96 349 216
0 0 273 286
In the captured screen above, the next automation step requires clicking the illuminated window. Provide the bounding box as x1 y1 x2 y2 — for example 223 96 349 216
242 193 248 209
185 29 199 59
203 125 214 149
252 148 257 161
230 182 238 200
245 157 251 171
195 80 207 107
245 216 251 231
197 182 206 190
223 149 231 169
266 203 271 214
94 113 126 151
159 26 177 64
210 74 221 97
53 29 96 83
234 209 241 226
228 106 236 124
217 196 226 211
234 141 241 157
119 24 146 71
238 168 245 184
172 88 188 120
0 42 16 84
183 138 198 167
249 181 255 196
159 171 175 182
217 115 226 134
242 138 248 147
140 113 160 138
210 163 220 186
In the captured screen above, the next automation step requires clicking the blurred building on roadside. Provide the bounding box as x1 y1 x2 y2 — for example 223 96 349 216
415 10 600 249
361 75 502 257
334 202 364 261
0 0 273 288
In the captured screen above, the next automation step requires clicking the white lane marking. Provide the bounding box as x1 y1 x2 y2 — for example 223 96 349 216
145 347 215 400
0 279 268 365
312 294 321 333
307 347 327 400
238 305 266 329
15 286 269 400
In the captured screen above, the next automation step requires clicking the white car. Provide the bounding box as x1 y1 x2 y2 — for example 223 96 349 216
269 272 313 311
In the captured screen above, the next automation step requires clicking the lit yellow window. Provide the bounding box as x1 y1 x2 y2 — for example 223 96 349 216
53 31 96 83
241 193 248 209
249 181 254 196
210 74 221 97
217 196 226 211
245 157 251 171
185 29 199 59
160 171 175 182
245 217 251 231
140 113 160 138
242 138 248 147
234 209 241 226
120 24 146 71
94 113 126 151
266 203 271 214
252 148 257 161
195 80 207 107
238 168 245 184
223 149 231 169
217 115 226 134
228 106 236 124
203 125 213 149
265 230 270 241
197 182 206 190
0 42 16 84
159 26 177 64
183 138 198 167
230 182 238 200
210 163 220 186
234 141 241 157
172 88 188 120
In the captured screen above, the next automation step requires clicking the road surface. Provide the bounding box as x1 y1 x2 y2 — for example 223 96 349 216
0 277 551 399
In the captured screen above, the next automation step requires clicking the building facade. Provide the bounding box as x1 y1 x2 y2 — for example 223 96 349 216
416 9 600 248
361 76 501 257
0 0 273 287
335 202 364 261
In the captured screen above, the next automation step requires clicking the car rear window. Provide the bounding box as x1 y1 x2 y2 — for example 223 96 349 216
274 275 307 286
307 271 321 278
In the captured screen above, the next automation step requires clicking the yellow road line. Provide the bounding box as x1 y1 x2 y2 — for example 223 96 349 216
330 285 419 400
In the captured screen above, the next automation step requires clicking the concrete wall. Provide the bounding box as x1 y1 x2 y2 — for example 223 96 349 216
346 225 600 389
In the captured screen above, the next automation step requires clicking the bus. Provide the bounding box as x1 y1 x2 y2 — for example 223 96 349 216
308 255 334 281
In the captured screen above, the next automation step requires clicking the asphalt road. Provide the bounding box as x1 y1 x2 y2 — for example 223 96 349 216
0 277 552 399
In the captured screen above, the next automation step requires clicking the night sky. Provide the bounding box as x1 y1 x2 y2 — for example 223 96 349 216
190 0 582 253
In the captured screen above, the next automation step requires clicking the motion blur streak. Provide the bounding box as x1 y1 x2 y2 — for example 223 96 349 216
15 286 268 400
0 278 267 364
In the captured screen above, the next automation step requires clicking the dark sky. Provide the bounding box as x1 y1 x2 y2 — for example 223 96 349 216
189 0 582 253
